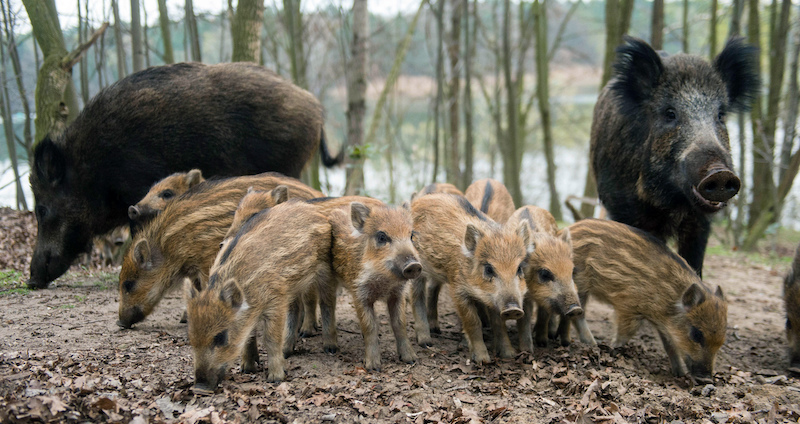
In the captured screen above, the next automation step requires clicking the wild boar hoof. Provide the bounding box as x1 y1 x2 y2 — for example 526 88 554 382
323 345 339 354
26 279 49 290
559 338 571 347
242 363 258 374
298 330 314 338
266 373 285 383
430 327 441 334
418 339 433 348
366 364 382 372
535 339 548 348
179 311 188 324
283 349 294 359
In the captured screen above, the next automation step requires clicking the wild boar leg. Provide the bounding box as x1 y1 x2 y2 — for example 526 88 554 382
611 312 641 348
318 279 339 354
264 309 288 383
489 308 516 358
353 300 382 371
677 217 711 278
427 279 444 334
283 298 303 358
299 288 319 337
452 289 491 365
532 305 550 348
388 290 417 364
518 294 535 352
657 329 688 376
411 276 433 347
241 332 259 373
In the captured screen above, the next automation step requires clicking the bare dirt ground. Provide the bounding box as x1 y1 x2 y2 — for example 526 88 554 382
1 207 799 423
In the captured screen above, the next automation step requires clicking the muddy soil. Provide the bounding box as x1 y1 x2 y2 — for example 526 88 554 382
1 209 799 423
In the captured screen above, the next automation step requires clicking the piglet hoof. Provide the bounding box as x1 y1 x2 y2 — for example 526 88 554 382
417 338 433 348
179 311 188 324
365 363 382 372
242 362 258 374
323 345 339 354
535 339 548 348
266 371 285 383
559 338 571 347
430 327 441 335
471 352 491 366
400 352 417 364
298 330 314 338
283 349 294 359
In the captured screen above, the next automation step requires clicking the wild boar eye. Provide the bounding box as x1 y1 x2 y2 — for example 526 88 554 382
664 108 677 122
483 264 495 279
787 319 792 330
376 231 390 245
690 326 705 346
213 331 228 347
516 264 525 276
160 189 175 200
36 205 48 219
717 110 726 122
538 269 554 283
123 280 136 293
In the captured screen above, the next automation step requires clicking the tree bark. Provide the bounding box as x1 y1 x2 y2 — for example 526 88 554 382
651 0 663 50
0 11 27 210
112 0 127 78
1 1 33 155
143 3 151 67
502 0 522 206
185 0 202 62
131 0 145 72
157 0 174 63
709 0 718 59
682 0 689 52
344 0 368 195
461 0 475 189
232 0 264 62
432 0 445 183
77 0 89 104
446 0 462 188
779 13 800 182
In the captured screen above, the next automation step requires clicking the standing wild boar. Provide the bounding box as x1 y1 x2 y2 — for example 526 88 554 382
186 200 332 388
465 179 515 224
328 202 422 371
117 173 323 328
785 244 800 368
591 37 759 276
411 193 530 363
562 219 728 378
128 169 206 228
29 62 342 289
506 206 582 352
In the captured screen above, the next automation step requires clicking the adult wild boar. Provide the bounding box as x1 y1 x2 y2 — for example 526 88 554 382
29 62 341 289
591 37 759 276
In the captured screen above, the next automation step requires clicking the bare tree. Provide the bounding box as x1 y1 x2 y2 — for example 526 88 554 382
432 0 445 183
232 0 264 62
0 7 26 210
77 0 89 104
446 0 462 188
186 0 202 61
143 2 151 67
112 0 128 78
344 0 368 195
1 1 32 155
131 0 144 72
461 0 476 188
682 0 689 52
709 0 718 59
651 0 663 50
157 0 174 63
502 0 522 205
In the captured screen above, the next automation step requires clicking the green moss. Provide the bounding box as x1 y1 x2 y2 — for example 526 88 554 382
0 270 29 296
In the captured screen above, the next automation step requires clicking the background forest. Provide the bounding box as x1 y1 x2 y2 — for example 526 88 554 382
0 0 798 252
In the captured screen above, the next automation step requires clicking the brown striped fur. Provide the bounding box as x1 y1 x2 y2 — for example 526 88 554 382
563 219 727 377
507 206 581 352
410 182 464 203
129 169 206 225
185 200 332 387
465 179 515 224
410 193 530 364
785 244 800 367
328 202 421 370
117 173 323 328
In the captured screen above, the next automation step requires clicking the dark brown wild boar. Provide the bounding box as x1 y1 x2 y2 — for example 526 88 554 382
93 226 130 266
411 193 530 364
506 206 581 352
328 202 421 371
128 169 205 227
562 219 727 378
785 244 800 368
465 179 515 224
410 183 464 202
591 37 759 276
117 173 323 328
185 200 332 388
28 62 342 289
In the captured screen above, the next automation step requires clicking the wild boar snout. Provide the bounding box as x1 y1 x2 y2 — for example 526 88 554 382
500 300 524 320
403 262 422 280
565 303 583 317
118 306 145 329
697 167 740 203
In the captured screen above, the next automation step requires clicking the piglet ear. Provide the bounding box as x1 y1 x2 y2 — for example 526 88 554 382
184 277 203 299
186 169 204 188
682 283 707 312
220 279 244 310
33 136 66 187
463 224 484 257
714 285 725 300
714 37 760 113
560 228 572 248
516 221 535 255
271 185 289 205
609 36 665 115
350 202 370 232
133 239 152 270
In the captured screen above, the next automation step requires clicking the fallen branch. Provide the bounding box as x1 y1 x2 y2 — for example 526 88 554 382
62 22 109 70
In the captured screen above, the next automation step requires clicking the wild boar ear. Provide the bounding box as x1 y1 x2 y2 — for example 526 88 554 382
560 228 572 248
271 185 289 205
681 283 707 311
133 239 152 270
350 202 370 232
463 224 484 257
186 169 204 188
401 201 411 211
714 285 725 300
220 279 244 310
183 277 203 299
33 136 66 187
714 37 760 113
246 186 255 195
516 221 534 254
609 36 664 114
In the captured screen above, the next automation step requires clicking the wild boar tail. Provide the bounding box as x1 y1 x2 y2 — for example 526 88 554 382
319 129 345 168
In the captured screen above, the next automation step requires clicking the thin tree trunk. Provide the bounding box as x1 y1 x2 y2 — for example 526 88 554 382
682 0 689 52
709 0 718 59
0 13 27 210
344 0 368 195
77 0 89 104
779 16 800 182
219 10 227 62
1 1 33 155
651 0 663 50
157 0 174 63
502 0 522 205
535 0 561 220
143 4 151 67
446 0 462 188
112 0 127 78
96 25 106 89
185 0 202 62
232 0 264 62
131 0 145 72
432 0 445 182
462 0 475 188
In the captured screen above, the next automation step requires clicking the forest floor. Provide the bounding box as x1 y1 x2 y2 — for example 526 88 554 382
1 207 800 423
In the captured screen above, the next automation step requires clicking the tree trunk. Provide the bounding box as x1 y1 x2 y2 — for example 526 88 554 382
446 0 462 188
432 0 445 183
534 0 561 221
157 0 174 63
112 0 127 78
344 0 368 195
232 0 264 62
131 0 145 72
143 3 151 67
1 1 33 155
77 0 89 104
779 14 800 182
651 0 663 50
0 12 27 210
709 0 718 60
502 0 522 206
95 25 107 89
185 0 202 62
682 0 689 52
461 0 475 189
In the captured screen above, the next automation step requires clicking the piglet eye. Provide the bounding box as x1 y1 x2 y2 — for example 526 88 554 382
538 269 554 283
484 264 495 279
213 331 228 347
690 326 705 345
376 231 390 245
123 280 136 293
160 189 175 200
665 108 677 122
517 264 525 276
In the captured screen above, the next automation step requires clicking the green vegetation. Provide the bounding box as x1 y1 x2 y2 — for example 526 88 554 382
0 269 29 296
